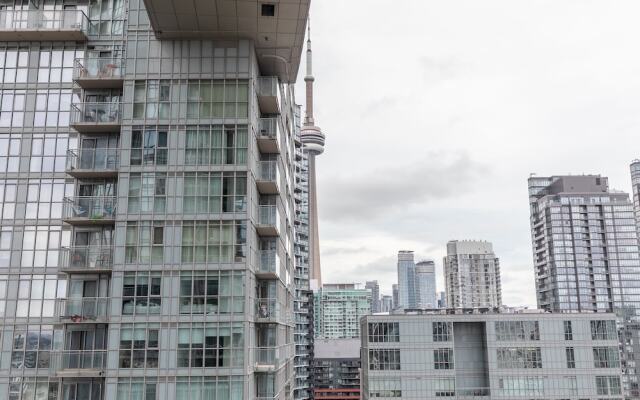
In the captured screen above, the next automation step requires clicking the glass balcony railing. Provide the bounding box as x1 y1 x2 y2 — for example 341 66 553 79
59 245 113 271
50 350 106 373
256 298 280 320
257 77 281 114
257 118 281 153
66 148 119 175
0 9 89 41
257 249 279 277
255 347 280 368
258 205 278 226
62 196 116 223
70 102 122 132
56 297 109 321
256 161 280 194
74 57 124 87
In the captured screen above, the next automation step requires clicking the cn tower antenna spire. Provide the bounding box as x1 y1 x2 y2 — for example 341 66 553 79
304 18 315 126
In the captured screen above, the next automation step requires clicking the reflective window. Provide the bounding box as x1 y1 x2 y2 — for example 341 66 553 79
0 90 25 127
183 172 246 214
181 220 246 263
128 173 167 213
125 221 164 264
33 90 73 127
177 322 244 368
16 275 66 317
184 125 248 165
122 272 161 316
130 127 168 165
179 271 244 314
119 324 159 368
30 134 71 172
11 325 61 369
21 226 68 269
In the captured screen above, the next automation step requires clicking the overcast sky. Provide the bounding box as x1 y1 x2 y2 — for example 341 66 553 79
294 0 640 306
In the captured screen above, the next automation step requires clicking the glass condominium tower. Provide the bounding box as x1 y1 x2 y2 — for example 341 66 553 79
0 0 312 399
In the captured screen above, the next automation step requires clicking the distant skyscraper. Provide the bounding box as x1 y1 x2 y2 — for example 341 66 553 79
528 174 640 397
397 250 417 308
631 160 640 237
314 284 371 339
444 240 502 308
415 260 437 308
365 280 381 313
437 291 447 308
381 295 393 312
392 284 399 310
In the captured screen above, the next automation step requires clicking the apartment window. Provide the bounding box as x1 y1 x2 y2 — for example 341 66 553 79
564 320 573 340
34 90 73 127
0 49 28 83
497 376 544 396
369 349 400 371
433 378 455 397
125 221 164 264
175 377 243 400
130 127 168 165
122 272 161 315
566 347 575 368
11 325 59 369
179 271 244 314
184 125 248 165
8 377 59 400
38 49 79 83
128 173 167 213
183 172 247 213
591 320 617 340
26 179 69 220
434 348 454 370
496 347 542 369
368 378 401 398
116 378 157 400
0 89 25 127
0 226 12 266
596 376 622 395
62 381 104 400
89 0 125 36
0 135 20 173
181 220 246 263
368 322 399 343
30 133 71 172
186 80 248 119
16 275 65 318
495 320 540 341
261 3 275 16
593 346 620 368
433 322 452 342
133 80 171 119
177 323 244 368
0 180 16 220
22 226 65 268
119 324 159 368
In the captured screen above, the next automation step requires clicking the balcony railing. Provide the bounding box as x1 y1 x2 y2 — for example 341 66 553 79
256 161 280 194
66 148 119 177
74 57 124 88
56 297 109 321
50 350 106 374
62 196 116 224
257 77 281 114
257 205 279 236
0 9 89 41
255 347 281 370
60 245 113 272
256 298 280 320
70 102 122 133
257 118 281 153
256 249 279 278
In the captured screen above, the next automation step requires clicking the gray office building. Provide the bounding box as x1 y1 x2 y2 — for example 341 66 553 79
528 174 640 398
362 309 623 399
0 0 315 399
630 160 640 238
397 250 416 309
392 284 399 310
415 260 436 308
444 240 502 309
365 280 380 313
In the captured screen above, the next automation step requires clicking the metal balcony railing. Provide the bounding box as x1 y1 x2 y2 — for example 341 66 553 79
62 196 116 222
66 148 119 173
60 245 113 271
50 350 107 372
55 297 109 321
0 9 89 41
74 57 124 87
70 102 122 131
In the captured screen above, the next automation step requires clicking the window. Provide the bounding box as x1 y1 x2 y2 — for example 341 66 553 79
38 49 80 83
122 272 161 315
119 324 159 368
61 381 104 400
184 125 248 165
497 376 544 396
8 377 59 400
133 80 171 119
596 376 622 395
0 89 25 127
0 180 17 220
566 347 575 368
21 226 67 268
369 378 401 398
183 172 247 214
30 133 71 172
175 377 243 400
565 375 577 395
33 90 73 127
369 349 400 371
495 321 540 341
591 320 617 340
496 347 542 369
181 220 246 263
564 320 573 340
130 127 168 165
11 325 59 369
177 323 244 368
116 378 157 400
128 173 167 213
368 322 399 343
593 346 620 368
0 135 21 172
433 322 452 342
125 221 164 264
16 275 65 318
26 179 70 220
0 49 28 83
186 80 248 119
179 271 244 314
261 3 275 16
434 348 454 370
434 378 455 397
0 227 12 266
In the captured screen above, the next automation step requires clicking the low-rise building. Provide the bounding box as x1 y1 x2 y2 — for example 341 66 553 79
313 338 361 399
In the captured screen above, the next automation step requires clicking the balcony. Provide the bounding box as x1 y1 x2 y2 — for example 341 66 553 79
257 77 281 114
257 118 281 153
59 245 113 273
256 161 280 194
255 347 283 372
70 102 122 133
0 9 88 41
50 350 106 377
66 148 119 178
55 297 109 323
256 298 283 323
62 197 116 225
256 250 279 279
74 57 124 88
256 205 279 236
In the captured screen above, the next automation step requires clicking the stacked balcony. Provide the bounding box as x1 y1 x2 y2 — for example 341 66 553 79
50 350 107 377
257 118 281 153
0 9 88 41
256 161 280 194
257 77 281 114
66 148 119 178
55 297 109 323
74 57 124 89
62 196 116 225
257 205 279 236
255 347 285 372
70 102 122 133
256 249 280 279
59 245 113 273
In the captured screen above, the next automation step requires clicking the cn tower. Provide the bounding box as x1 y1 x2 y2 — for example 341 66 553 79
300 21 325 286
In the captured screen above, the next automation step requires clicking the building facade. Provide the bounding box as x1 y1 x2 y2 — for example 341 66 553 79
366 280 381 313
392 284 399 310
361 310 623 399
438 291 447 308
312 338 360 400
528 174 640 398
415 260 436 308
0 0 313 399
314 284 371 339
444 240 502 308
630 160 640 239
397 250 416 309
381 295 393 313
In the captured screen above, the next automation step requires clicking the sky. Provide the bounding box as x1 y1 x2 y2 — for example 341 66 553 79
294 0 640 307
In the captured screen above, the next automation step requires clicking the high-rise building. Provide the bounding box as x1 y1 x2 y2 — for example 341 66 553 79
528 174 640 397
397 250 417 309
361 309 623 399
0 1 314 398
415 260 437 308
381 295 393 313
444 240 502 308
365 280 381 313
312 338 361 400
437 291 447 308
630 160 640 237
314 284 371 339
392 284 399 310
